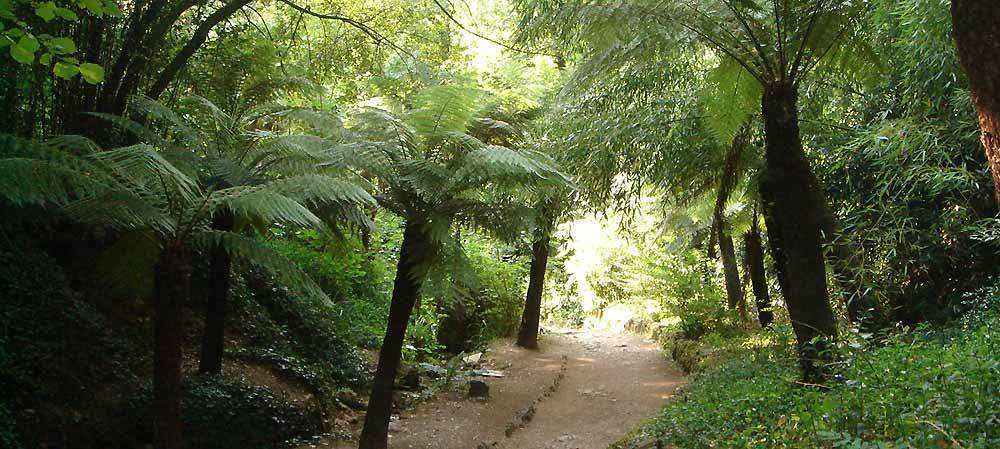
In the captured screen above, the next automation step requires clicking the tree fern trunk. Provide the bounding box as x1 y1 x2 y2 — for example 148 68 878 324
761 83 837 382
743 215 773 328
952 0 1000 201
517 234 550 349
715 214 744 313
759 180 789 301
198 209 234 374
153 244 190 449
359 220 430 449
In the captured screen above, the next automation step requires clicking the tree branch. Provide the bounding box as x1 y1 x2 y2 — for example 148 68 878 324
430 0 556 57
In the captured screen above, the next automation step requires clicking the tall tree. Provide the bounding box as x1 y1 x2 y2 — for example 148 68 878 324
335 84 567 449
713 124 750 314
950 1 1000 201
516 196 565 350
516 0 872 379
97 92 374 375
743 209 773 328
0 134 353 448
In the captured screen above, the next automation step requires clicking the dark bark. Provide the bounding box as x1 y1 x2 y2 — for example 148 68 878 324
359 220 431 449
146 0 255 100
759 180 789 299
715 214 744 312
517 234 550 350
952 0 1000 201
153 244 190 449
761 83 837 382
198 209 234 374
744 212 774 328
101 0 168 110
101 0 193 114
713 124 750 315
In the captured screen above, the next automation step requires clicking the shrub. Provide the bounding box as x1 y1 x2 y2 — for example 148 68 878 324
124 375 324 449
229 274 369 393
268 227 394 349
0 244 135 448
622 317 1000 449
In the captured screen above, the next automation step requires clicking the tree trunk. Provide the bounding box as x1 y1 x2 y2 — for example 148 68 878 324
713 123 749 314
198 209 234 374
517 235 550 349
153 244 190 449
359 220 430 449
743 212 773 328
952 0 1000 201
714 213 744 312
761 83 837 382
759 180 789 301
146 0 255 100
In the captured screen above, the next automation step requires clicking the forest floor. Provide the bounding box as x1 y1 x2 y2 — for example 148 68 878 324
312 329 683 449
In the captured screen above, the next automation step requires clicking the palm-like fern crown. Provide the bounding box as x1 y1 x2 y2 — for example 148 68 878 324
339 84 568 218
311 82 571 264
0 84 379 300
513 0 871 220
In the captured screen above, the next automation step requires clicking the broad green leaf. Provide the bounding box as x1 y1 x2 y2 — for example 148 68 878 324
53 61 77 79
10 44 32 63
79 0 102 15
39 52 51 65
102 0 121 16
17 34 39 53
78 62 104 83
35 2 56 21
47 37 76 55
10 35 39 64
53 7 79 21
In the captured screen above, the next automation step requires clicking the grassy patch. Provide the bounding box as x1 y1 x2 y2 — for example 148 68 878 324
621 317 1000 449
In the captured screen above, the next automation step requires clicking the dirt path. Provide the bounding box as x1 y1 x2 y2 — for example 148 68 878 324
316 329 682 449
497 330 682 449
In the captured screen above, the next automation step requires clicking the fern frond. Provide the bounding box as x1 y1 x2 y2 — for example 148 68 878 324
261 174 375 207
0 135 112 206
43 135 102 155
65 189 177 234
90 144 201 203
209 186 325 230
193 230 330 302
406 84 483 141
700 57 761 144
86 112 173 150
132 96 205 149
449 145 570 192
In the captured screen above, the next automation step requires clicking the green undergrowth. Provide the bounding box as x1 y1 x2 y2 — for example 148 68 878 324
123 375 324 449
619 312 1000 449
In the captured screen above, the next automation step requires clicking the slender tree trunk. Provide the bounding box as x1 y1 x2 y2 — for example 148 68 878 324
715 214 744 312
952 0 1000 201
359 220 430 449
713 123 749 313
153 244 190 449
517 234 550 349
761 83 837 382
743 212 773 328
198 209 234 374
759 179 790 304
146 0 255 100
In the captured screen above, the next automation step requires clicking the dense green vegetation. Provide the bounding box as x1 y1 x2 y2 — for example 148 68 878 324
2 0 1000 448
